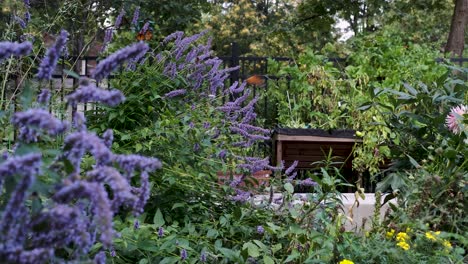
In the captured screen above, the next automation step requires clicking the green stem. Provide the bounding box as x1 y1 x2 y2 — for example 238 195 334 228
0 57 13 111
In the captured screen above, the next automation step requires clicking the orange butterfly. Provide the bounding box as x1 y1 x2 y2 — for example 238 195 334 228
136 29 153 41
245 75 265 86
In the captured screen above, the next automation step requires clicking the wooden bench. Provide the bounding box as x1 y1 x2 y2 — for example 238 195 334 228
272 128 361 170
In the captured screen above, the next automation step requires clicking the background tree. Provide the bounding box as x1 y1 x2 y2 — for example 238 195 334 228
445 0 468 56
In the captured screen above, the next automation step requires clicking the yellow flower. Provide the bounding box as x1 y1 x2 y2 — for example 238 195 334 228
434 231 441 235
397 241 410 250
425 232 437 241
396 232 409 242
386 229 395 239
442 240 452 250
339 259 354 264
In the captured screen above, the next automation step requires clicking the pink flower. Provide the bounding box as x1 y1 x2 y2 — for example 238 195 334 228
446 104 467 135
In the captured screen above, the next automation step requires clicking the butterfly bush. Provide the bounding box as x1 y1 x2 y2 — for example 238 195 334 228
0 33 161 263
158 31 290 202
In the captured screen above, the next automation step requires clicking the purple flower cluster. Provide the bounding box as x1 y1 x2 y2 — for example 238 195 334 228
158 32 284 193
66 81 125 107
159 31 237 97
92 42 149 81
62 130 113 174
0 34 164 262
53 181 114 247
231 189 251 202
0 41 32 62
11 108 69 142
37 30 69 80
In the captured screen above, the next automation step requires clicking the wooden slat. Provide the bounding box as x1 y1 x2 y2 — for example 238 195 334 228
274 134 361 143
283 155 351 161
284 148 352 156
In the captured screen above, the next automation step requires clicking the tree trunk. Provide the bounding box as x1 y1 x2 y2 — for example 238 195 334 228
445 0 468 57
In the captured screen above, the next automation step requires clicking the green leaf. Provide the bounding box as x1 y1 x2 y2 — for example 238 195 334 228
284 250 300 263
159 257 179 264
135 143 142 152
137 240 159 252
284 182 294 194
264 255 275 264
207 229 219 238
218 247 239 260
403 83 418 96
406 154 421 169
63 69 81 79
357 104 372 111
243 242 260 258
153 208 165 227
271 243 282 253
171 203 185 210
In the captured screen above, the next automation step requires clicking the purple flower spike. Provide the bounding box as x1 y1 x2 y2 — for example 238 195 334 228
37 30 69 80
200 251 207 262
53 181 114 248
94 251 106 264
164 89 186 98
134 219 140 229
37 89 51 105
113 154 162 178
87 166 135 211
11 108 69 142
0 154 41 245
24 11 31 23
101 29 114 52
133 171 150 215
285 160 299 176
73 111 87 131
141 22 150 33
115 8 125 29
256 225 264 235
0 41 32 62
299 178 317 187
1 248 54 264
158 227 164 237
30 204 91 253
180 248 187 260
62 131 113 174
231 189 251 203
102 129 114 148
15 16 26 29
131 7 140 26
92 42 149 81
66 82 125 107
